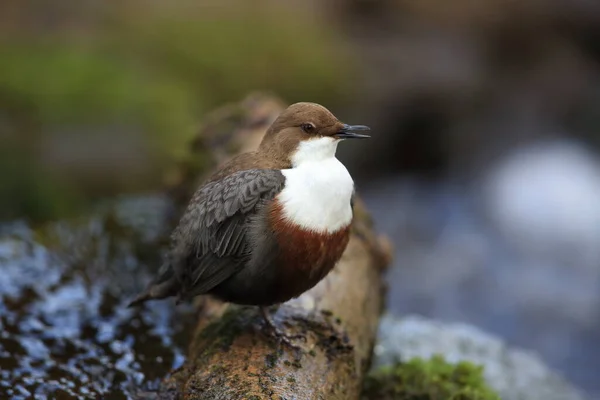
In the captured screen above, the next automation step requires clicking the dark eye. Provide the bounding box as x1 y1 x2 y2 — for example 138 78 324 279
301 123 315 133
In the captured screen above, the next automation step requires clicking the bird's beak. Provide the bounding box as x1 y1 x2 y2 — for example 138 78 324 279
335 124 371 139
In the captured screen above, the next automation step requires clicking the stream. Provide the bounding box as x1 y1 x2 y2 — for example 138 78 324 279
0 195 195 399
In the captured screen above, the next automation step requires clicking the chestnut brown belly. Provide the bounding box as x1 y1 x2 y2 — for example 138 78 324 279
269 222 351 304
208 200 352 306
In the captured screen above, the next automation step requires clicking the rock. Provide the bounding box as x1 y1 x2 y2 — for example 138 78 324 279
373 314 588 400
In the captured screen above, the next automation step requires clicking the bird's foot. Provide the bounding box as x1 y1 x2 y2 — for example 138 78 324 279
271 329 305 353
259 306 305 352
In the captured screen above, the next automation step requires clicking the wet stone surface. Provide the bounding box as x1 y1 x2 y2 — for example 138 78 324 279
0 195 195 399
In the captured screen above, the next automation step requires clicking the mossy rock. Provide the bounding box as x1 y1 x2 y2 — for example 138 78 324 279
361 355 501 400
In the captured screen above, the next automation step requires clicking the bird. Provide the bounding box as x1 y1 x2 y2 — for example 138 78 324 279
128 102 370 345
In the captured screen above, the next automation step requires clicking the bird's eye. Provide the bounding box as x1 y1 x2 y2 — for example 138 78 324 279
301 123 315 133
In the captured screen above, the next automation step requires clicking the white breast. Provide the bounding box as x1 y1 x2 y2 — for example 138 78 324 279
277 137 355 233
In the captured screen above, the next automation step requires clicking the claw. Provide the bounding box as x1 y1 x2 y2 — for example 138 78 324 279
259 307 305 352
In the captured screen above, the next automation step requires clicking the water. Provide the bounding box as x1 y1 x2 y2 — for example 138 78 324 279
0 195 195 399
362 174 600 398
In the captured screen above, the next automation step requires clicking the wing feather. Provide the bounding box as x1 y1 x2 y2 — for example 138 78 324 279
168 169 285 296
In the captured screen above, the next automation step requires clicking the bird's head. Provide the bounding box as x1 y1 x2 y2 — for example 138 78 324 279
259 102 370 167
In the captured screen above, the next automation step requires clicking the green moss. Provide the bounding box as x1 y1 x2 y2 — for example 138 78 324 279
361 355 500 400
210 365 227 374
265 352 278 369
258 374 275 396
196 307 250 360
0 43 197 157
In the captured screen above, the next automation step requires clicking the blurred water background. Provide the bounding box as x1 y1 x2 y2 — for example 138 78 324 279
1 0 600 398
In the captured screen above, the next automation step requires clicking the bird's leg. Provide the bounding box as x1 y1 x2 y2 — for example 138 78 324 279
259 306 305 350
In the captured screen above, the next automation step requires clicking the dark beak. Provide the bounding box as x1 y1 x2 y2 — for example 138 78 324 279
335 124 371 139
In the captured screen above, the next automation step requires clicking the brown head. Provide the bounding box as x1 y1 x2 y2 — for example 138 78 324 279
258 102 370 167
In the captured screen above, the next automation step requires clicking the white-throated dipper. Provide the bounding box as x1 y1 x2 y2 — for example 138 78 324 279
129 102 370 345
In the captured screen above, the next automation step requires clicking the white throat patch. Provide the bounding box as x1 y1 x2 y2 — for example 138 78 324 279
290 136 340 167
278 137 354 233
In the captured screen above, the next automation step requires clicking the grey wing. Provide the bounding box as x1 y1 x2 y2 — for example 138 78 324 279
170 169 285 297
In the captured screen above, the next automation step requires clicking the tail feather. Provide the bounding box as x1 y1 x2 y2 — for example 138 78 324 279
127 276 180 308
